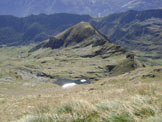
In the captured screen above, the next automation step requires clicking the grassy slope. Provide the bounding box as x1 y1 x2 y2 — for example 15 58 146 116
0 46 161 122
94 9 162 65
29 22 140 80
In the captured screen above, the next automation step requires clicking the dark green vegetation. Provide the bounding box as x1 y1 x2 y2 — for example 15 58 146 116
0 13 91 46
0 0 162 17
31 22 111 50
94 9 162 65
0 9 162 65
30 22 141 80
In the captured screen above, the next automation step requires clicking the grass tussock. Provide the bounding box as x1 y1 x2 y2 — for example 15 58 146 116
0 47 162 122
16 94 162 122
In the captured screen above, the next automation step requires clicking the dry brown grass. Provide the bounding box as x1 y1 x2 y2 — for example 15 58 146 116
0 66 161 122
0 46 162 122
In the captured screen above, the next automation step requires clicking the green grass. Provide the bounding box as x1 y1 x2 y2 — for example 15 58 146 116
0 46 161 122
15 92 162 122
102 113 135 122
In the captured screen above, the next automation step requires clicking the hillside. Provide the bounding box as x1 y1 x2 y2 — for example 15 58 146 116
0 6 162 122
0 13 91 46
0 45 162 121
30 22 142 79
0 9 162 65
0 0 162 17
1 22 161 122
31 22 110 50
94 9 162 65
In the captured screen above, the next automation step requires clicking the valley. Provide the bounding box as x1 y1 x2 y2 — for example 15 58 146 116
0 9 162 65
94 9 162 65
0 45 162 121
0 6 161 122
0 22 162 121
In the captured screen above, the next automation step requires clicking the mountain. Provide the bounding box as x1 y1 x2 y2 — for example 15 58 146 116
0 13 91 46
0 35 162 122
31 22 110 50
0 9 162 65
0 0 162 17
31 22 141 78
1 2 162 121
94 9 162 65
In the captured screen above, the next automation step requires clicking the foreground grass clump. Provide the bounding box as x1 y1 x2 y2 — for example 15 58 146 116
55 100 98 122
134 105 155 118
17 100 98 122
17 114 54 122
16 94 161 122
102 113 135 122
144 116 162 122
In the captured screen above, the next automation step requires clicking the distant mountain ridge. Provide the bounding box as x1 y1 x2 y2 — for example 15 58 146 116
0 9 162 65
0 13 91 46
0 0 162 17
94 9 162 65
1 9 162 46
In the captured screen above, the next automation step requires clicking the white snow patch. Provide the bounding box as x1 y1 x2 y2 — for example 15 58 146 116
62 83 77 88
80 79 87 83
